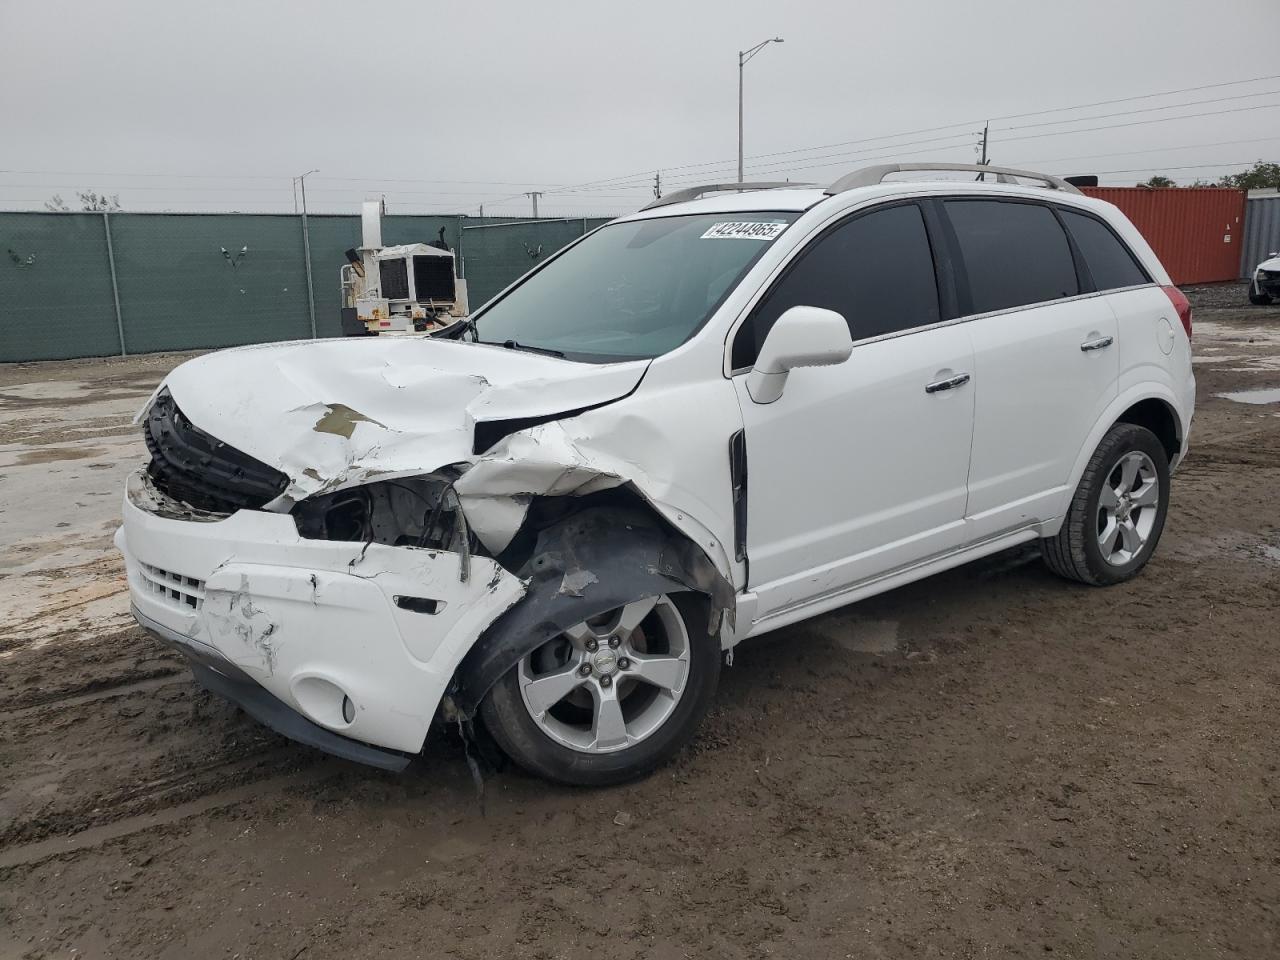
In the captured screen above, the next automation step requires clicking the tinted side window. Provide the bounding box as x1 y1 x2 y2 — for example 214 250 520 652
944 200 1078 314
732 203 939 369
1059 209 1149 291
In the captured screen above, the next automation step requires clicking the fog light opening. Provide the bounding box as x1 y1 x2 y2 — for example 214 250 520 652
342 695 356 724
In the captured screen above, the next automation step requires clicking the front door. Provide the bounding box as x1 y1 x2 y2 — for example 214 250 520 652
731 201 976 623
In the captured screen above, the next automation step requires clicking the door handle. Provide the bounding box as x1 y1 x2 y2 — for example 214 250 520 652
925 373 971 394
1080 335 1114 352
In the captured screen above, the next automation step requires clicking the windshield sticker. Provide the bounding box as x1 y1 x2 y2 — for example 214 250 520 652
700 221 788 241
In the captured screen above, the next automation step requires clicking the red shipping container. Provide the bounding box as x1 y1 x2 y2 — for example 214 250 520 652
1080 187 1246 285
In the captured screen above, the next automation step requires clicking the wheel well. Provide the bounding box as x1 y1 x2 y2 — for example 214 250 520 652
448 502 734 717
1115 398 1180 463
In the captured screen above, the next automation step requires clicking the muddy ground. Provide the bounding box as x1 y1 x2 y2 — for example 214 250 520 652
2 285 1278 959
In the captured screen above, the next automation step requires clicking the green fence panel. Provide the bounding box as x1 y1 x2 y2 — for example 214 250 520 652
0 212 121 362
0 212 616 362
299 215 361 339
108 213 313 353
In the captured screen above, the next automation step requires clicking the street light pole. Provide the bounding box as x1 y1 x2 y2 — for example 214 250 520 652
738 37 784 183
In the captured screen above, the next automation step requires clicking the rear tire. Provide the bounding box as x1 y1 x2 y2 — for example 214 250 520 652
479 592 719 786
1042 423 1170 586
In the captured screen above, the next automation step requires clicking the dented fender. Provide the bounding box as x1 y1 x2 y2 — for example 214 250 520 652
447 508 734 718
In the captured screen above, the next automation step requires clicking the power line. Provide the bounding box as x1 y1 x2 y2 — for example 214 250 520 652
1091 161 1257 176
535 73 1280 199
997 101 1280 144
996 88 1280 132
1011 135 1280 167
988 71 1280 122
0 168 566 188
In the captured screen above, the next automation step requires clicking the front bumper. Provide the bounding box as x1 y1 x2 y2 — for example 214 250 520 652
117 470 526 760
133 605 413 770
1256 274 1280 298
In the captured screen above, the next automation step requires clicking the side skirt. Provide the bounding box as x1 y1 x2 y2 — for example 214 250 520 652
741 525 1042 640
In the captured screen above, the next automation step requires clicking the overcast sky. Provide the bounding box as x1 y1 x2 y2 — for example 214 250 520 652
2 0 1276 216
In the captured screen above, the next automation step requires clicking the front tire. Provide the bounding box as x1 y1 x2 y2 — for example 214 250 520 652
1042 423 1170 586
1249 288 1273 306
479 592 720 786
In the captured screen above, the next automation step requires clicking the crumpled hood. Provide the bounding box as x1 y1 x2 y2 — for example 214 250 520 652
1257 256 1280 273
158 336 649 502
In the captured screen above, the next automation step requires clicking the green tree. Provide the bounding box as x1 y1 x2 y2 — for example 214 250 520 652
1138 175 1175 188
1217 161 1280 191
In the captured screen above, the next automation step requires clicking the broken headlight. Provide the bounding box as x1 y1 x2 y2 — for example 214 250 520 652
293 475 470 552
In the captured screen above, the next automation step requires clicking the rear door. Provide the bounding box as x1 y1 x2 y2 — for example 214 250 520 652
1056 208 1178 408
943 198 1119 539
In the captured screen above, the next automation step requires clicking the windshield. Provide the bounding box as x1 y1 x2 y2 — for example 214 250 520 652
472 212 800 361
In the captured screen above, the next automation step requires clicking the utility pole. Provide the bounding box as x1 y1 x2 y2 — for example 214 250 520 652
295 169 319 339
654 170 662 199
738 37 784 183
526 191 543 217
978 121 990 182
479 204 484 217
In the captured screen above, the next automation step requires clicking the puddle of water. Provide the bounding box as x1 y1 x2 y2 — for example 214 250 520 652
1214 388 1280 405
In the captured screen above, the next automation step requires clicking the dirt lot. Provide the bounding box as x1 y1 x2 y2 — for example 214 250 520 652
2 285 1279 960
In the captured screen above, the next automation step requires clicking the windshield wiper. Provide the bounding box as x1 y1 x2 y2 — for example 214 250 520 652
495 339 566 358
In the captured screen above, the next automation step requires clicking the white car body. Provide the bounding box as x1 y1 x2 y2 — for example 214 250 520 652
117 174 1196 770
1252 254 1280 301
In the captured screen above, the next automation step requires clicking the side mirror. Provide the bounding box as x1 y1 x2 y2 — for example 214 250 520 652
746 305 853 404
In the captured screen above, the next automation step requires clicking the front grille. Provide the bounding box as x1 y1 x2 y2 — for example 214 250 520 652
138 561 205 611
145 389 288 514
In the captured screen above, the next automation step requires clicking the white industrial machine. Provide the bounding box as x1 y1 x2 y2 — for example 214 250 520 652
340 201 469 336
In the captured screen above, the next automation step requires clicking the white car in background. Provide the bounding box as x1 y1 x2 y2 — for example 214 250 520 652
117 163 1196 786
1249 253 1280 304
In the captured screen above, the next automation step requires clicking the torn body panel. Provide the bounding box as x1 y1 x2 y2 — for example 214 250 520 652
118 470 526 755
448 508 735 718
456 374 746 590
127 332 748 764
158 336 651 505
154 335 744 600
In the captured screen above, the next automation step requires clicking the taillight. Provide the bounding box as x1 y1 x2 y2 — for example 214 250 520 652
1161 285 1192 339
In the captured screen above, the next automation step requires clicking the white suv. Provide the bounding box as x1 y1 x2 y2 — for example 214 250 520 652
117 163 1195 786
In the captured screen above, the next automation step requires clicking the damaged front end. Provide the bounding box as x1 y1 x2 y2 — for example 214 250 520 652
121 337 740 769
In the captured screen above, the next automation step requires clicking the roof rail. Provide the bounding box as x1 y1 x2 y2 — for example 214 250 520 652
826 163 1082 196
640 181 809 211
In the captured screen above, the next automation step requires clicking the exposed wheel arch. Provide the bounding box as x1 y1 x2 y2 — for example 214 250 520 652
446 504 734 719
1114 397 1181 466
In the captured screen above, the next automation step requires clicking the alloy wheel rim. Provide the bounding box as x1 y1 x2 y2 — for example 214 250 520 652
517 595 690 754
1096 450 1159 566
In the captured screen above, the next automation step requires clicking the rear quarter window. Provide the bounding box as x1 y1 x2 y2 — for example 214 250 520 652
944 199 1079 314
1059 209 1150 291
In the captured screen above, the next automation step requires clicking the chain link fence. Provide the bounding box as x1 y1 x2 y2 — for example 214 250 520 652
0 211 611 362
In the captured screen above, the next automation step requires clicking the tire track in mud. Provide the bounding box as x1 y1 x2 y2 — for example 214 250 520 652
0 672 183 720
0 767 338 871
1 618 328 854
0 738 324 851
